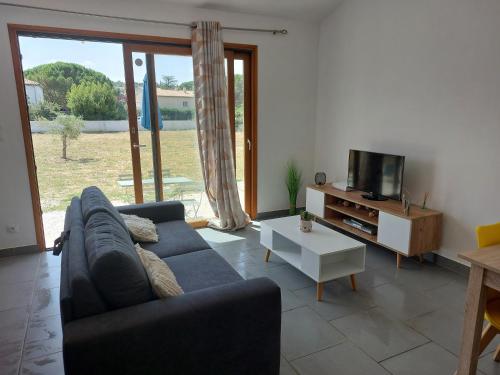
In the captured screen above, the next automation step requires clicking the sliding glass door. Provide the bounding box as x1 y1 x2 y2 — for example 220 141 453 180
124 43 254 220
124 44 207 219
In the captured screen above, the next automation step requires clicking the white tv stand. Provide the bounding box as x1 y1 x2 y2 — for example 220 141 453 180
306 185 443 268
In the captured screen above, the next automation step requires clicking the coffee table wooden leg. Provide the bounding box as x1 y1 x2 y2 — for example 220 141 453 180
350 274 357 291
316 282 324 301
456 264 487 375
264 249 271 262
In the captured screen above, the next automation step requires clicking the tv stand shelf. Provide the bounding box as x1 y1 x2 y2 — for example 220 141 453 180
325 203 379 226
306 184 443 268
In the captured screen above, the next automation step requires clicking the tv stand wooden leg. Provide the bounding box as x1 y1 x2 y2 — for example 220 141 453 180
397 253 402 268
350 274 357 291
317 282 324 301
264 249 271 262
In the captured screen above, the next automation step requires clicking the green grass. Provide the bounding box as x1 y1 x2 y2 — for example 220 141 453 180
32 130 244 211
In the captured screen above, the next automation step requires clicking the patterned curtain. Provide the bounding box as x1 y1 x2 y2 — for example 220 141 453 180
191 21 250 230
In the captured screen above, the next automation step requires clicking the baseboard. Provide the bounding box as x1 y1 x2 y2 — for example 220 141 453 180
428 252 469 277
0 244 39 258
256 207 305 220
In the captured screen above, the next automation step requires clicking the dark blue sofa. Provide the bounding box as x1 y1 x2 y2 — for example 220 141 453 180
59 187 281 375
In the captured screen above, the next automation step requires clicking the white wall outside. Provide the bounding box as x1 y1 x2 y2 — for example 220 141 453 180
30 120 196 133
25 84 43 104
314 0 500 263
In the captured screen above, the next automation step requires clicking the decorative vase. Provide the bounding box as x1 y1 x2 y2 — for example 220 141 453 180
300 219 312 233
289 203 296 216
314 172 326 186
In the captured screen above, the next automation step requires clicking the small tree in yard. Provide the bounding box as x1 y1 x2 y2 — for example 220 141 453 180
47 114 84 160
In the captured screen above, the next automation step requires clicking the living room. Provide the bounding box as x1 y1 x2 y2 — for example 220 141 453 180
1 0 500 374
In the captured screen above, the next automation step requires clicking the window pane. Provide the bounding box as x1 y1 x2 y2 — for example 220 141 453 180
234 59 245 207
19 36 135 245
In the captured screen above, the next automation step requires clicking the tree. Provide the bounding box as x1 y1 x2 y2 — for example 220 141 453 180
159 75 178 89
67 81 127 120
178 80 194 91
24 62 113 109
45 114 84 159
28 101 61 121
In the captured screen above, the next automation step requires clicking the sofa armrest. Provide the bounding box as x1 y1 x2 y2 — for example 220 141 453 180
63 277 281 375
116 200 184 223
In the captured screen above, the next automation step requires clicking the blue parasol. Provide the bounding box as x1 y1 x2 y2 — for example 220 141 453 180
141 74 163 130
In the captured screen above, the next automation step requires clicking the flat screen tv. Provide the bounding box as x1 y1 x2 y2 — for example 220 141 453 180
347 150 405 201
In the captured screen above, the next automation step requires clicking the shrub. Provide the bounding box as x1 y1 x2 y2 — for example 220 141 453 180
67 82 126 120
29 101 61 121
159 107 194 121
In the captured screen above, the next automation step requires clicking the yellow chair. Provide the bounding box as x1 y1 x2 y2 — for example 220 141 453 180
477 222 500 361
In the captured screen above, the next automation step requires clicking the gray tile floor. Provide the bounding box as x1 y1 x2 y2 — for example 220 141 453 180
0 221 497 374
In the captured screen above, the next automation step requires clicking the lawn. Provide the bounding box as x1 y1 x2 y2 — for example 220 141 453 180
32 130 244 212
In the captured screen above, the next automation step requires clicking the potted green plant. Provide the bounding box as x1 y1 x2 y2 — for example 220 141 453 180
300 211 313 233
285 161 302 215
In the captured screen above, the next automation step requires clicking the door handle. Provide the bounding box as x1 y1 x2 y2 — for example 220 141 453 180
247 139 251 151
133 144 146 148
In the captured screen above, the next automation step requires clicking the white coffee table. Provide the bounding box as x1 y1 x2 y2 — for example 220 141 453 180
260 215 366 301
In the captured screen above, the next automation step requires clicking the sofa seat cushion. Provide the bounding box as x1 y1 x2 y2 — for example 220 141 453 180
81 186 128 233
164 249 243 293
85 211 154 309
140 220 210 258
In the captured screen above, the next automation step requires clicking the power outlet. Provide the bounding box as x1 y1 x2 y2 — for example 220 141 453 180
6 224 20 233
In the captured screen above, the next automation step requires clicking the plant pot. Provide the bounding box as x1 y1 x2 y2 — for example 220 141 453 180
300 219 312 233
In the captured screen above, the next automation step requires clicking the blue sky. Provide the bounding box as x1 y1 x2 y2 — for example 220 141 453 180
19 36 242 84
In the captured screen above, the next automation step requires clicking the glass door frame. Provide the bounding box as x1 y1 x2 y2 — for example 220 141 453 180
9 24 258 250
123 43 192 204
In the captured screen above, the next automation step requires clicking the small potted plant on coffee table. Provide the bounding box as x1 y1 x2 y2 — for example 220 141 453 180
300 211 313 233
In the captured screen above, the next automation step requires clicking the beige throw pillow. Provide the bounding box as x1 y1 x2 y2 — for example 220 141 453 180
121 214 159 243
135 244 183 298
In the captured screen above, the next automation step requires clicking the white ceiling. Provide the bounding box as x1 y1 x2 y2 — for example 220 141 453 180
164 0 345 21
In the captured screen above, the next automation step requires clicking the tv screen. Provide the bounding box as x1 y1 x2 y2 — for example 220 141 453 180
347 150 405 201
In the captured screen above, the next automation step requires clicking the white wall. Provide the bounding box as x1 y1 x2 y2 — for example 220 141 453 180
315 0 500 262
0 0 319 250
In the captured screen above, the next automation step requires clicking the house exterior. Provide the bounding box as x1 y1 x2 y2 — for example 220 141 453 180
136 87 194 112
24 79 44 104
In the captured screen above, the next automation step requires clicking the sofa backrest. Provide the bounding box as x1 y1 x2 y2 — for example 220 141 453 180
60 197 108 324
81 186 129 232
84 210 154 308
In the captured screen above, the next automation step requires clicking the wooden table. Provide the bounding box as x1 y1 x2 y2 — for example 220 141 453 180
457 244 500 374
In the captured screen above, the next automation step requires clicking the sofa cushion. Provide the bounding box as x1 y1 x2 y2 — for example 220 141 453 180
140 220 210 258
165 249 242 293
121 214 159 243
135 244 183 298
81 186 128 233
61 198 108 323
85 211 154 309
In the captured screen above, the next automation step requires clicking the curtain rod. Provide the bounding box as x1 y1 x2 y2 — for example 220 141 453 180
0 2 288 35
